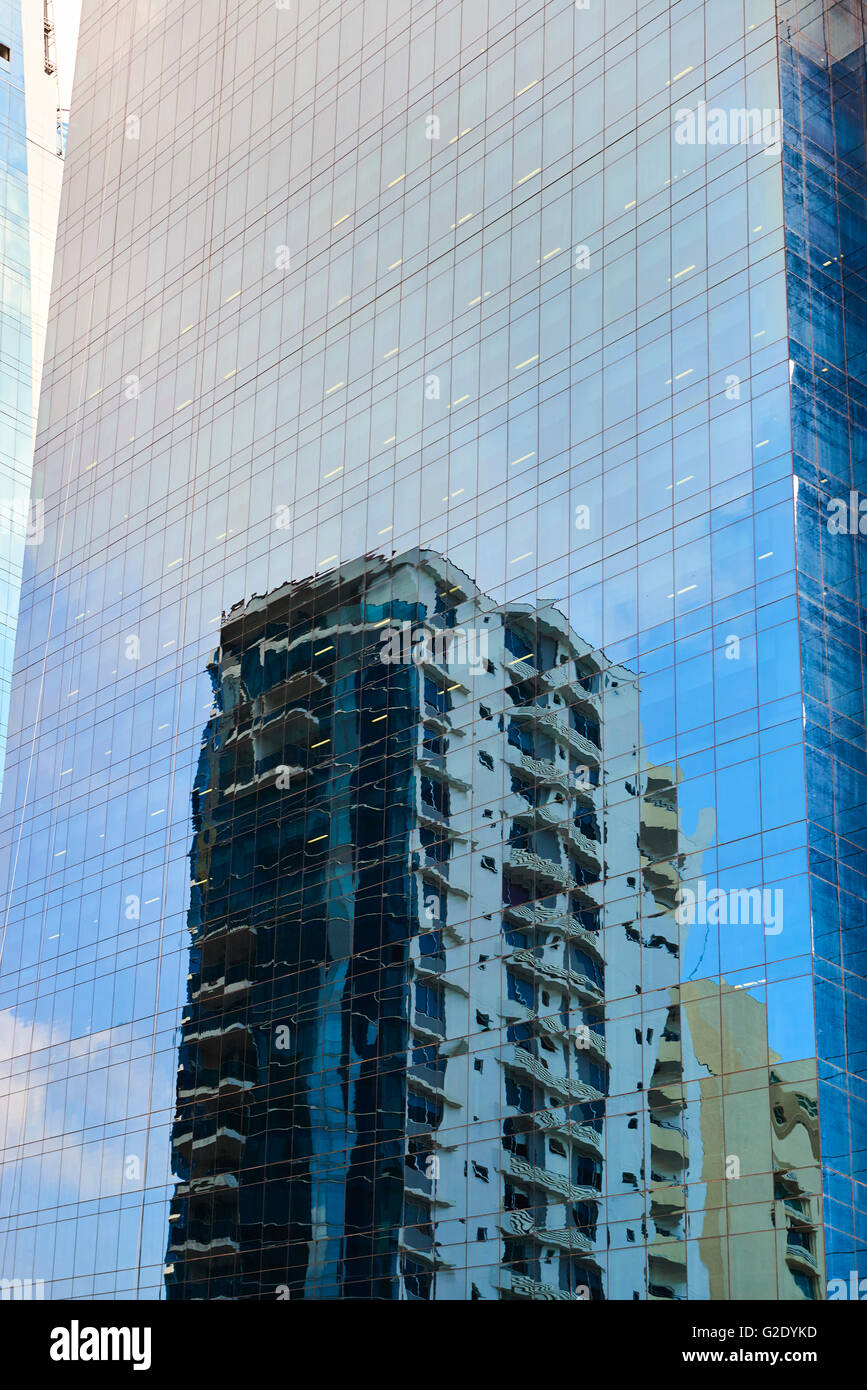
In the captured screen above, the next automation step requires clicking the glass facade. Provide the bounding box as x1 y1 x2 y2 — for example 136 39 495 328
780 0 867 1287
0 0 63 798
0 0 33 803
0 0 862 1301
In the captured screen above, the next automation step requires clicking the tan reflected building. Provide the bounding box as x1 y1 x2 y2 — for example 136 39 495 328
680 981 823 1301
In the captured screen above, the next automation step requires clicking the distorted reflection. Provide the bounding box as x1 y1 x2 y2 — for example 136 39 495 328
165 551 821 1300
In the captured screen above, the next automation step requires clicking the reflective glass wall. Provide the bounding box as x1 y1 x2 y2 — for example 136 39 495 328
0 0 64 799
780 0 867 1288
0 0 851 1300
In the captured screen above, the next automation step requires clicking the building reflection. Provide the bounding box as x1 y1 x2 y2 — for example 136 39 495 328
677 982 824 1301
164 549 822 1300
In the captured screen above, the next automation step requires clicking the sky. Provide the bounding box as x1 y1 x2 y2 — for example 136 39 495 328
54 0 82 111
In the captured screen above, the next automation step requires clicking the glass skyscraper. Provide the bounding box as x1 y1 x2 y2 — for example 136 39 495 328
0 0 64 797
0 0 863 1302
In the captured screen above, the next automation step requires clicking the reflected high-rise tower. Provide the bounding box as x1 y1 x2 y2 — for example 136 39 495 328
0 0 864 1300
164 550 643 1298
164 550 822 1300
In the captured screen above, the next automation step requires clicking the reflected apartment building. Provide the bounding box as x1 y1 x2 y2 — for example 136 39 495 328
2 0 865 1304
165 551 822 1300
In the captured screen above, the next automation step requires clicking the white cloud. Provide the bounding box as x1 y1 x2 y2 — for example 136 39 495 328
53 0 82 112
